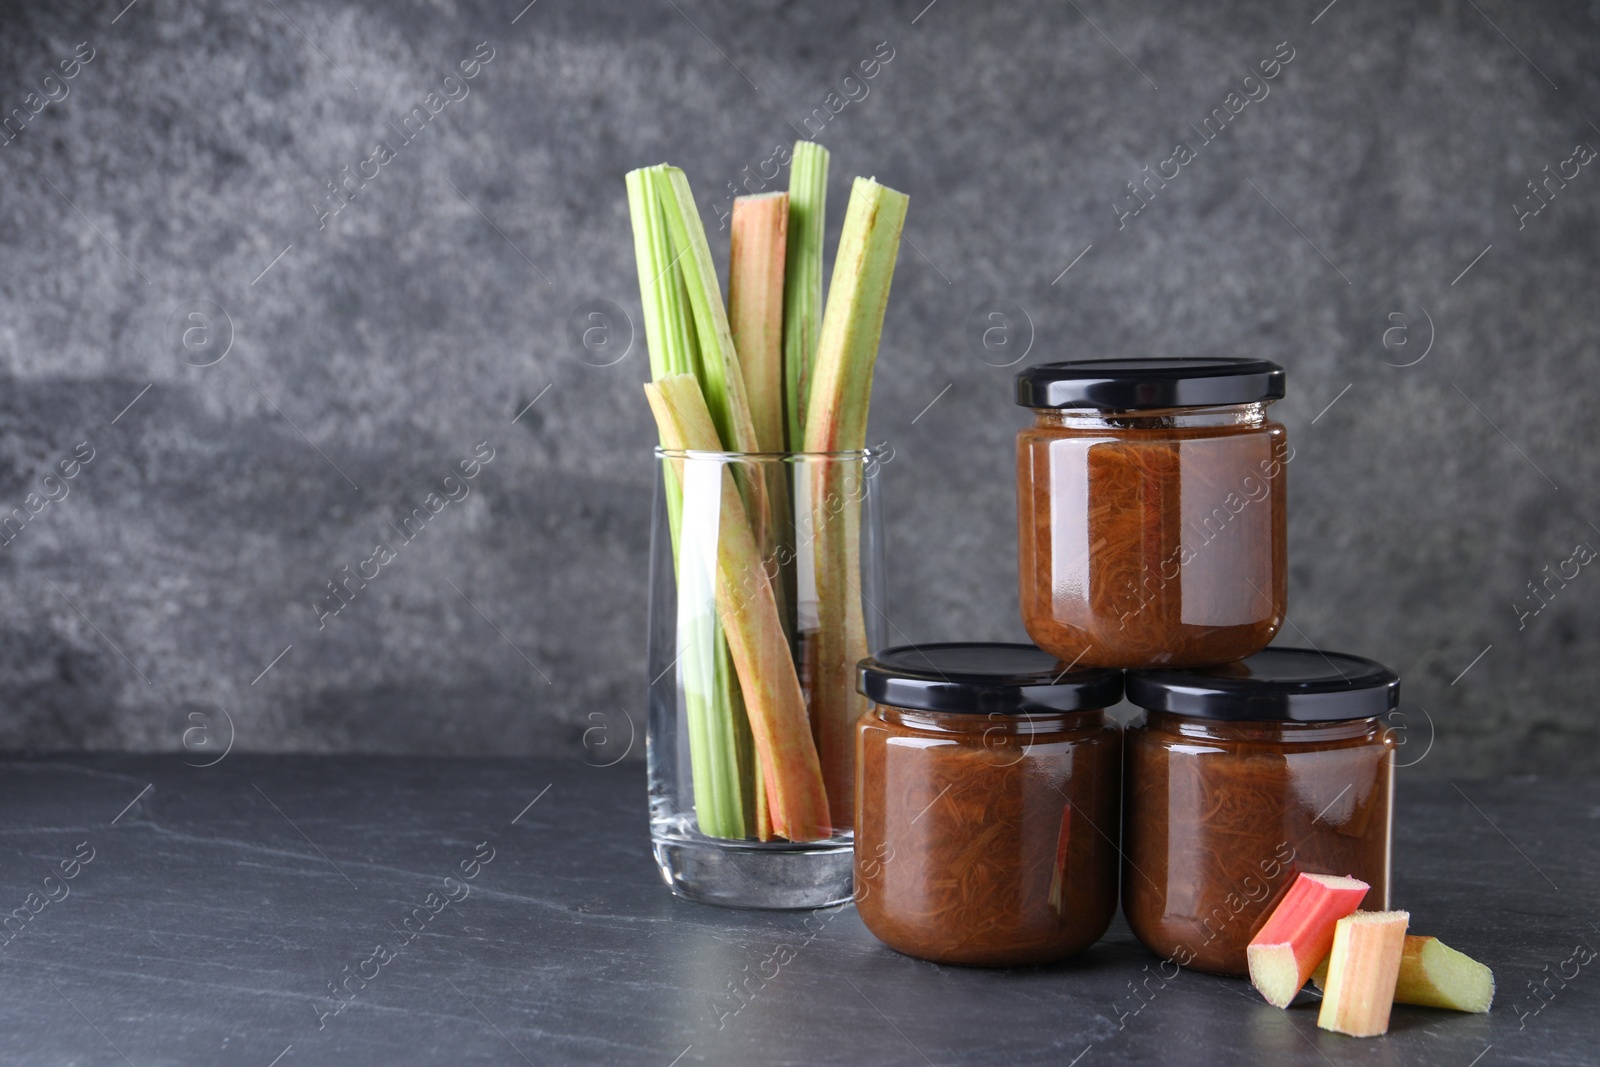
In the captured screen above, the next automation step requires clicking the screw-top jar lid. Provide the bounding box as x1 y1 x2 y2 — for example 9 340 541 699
1125 647 1399 722
858 643 1124 715
1015 357 1286 410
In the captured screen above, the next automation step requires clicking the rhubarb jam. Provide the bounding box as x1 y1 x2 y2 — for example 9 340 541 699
1015 358 1288 669
853 644 1122 966
1122 648 1399 976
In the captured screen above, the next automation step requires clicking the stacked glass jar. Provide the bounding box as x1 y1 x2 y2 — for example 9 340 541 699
854 358 1399 972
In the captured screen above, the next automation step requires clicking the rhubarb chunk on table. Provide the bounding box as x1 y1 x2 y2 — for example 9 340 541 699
1317 910 1411 1037
1247 872 1371 1008
1313 934 1494 1014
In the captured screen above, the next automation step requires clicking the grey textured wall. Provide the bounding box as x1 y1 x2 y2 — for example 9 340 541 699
1 0 1596 775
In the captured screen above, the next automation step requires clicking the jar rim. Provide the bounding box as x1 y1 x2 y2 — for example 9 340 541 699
877 703 1107 736
1141 708 1383 730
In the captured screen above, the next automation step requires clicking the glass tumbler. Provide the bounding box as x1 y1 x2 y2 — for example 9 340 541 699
646 447 888 908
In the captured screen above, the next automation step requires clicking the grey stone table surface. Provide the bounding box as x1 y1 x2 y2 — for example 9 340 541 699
1 754 1595 1067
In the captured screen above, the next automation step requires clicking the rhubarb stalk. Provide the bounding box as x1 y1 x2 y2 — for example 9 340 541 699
728 190 791 840
1247 872 1371 1008
801 176 908 829
1313 934 1495 1014
654 167 779 580
730 192 789 454
654 167 761 454
783 141 829 450
645 374 831 841
1317 910 1411 1037
628 165 755 838
729 191 794 596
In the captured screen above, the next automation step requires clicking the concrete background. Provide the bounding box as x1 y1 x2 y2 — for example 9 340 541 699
0 0 1595 775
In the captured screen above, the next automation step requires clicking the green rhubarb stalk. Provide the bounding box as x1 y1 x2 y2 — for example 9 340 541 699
672 453 746 839
801 176 908 831
653 167 761 455
776 143 828 833
783 142 829 451
653 167 780 576
717 638 758 839
647 375 831 842
626 168 696 380
627 166 750 839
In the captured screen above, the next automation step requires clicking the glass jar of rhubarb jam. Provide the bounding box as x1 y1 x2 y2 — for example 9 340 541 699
1122 648 1399 976
1015 358 1289 669
853 643 1123 966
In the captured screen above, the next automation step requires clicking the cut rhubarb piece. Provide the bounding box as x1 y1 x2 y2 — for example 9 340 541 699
1247 873 1371 1008
1317 910 1410 1037
1312 934 1494 1013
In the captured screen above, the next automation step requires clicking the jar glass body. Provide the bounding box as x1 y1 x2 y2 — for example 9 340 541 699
1122 711 1394 975
1017 403 1288 668
855 705 1121 965
647 449 888 909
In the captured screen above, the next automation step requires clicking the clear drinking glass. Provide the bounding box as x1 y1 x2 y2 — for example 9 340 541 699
646 448 888 909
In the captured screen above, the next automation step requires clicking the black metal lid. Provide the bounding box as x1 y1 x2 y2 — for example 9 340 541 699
1015 357 1286 410
857 643 1124 715
1125 647 1399 722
